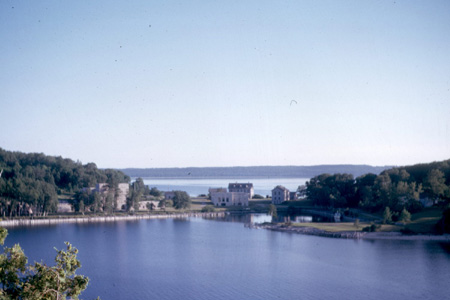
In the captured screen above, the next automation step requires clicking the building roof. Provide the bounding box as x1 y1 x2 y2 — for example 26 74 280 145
228 183 253 188
272 185 288 191
209 187 227 192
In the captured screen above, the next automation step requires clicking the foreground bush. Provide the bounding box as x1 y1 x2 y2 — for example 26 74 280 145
0 227 92 300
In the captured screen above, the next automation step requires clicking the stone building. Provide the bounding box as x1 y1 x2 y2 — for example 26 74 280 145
228 183 254 198
57 200 73 213
138 200 160 211
96 183 129 211
208 188 227 194
164 191 176 200
210 191 249 207
272 185 290 204
209 184 253 207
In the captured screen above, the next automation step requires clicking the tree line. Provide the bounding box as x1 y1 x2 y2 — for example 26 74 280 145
0 148 129 217
304 159 450 223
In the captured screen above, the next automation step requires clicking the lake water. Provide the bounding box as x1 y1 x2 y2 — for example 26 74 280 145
140 177 308 196
5 215 450 300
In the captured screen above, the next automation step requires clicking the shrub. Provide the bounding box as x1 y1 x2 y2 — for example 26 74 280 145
252 194 264 199
201 205 215 213
399 208 411 223
383 207 392 224
362 223 381 232
436 208 450 234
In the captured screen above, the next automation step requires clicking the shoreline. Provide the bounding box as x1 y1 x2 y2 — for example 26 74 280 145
254 223 450 241
2 213 449 242
0 212 226 227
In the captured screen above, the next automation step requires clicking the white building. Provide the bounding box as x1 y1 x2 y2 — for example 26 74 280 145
228 183 254 198
210 191 249 207
209 184 253 207
208 188 227 194
57 200 73 213
138 200 160 211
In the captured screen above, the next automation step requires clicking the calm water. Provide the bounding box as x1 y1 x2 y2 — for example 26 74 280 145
141 177 308 196
5 216 450 300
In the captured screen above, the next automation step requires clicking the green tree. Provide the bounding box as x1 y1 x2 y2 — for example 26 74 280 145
306 173 355 208
201 205 215 212
0 228 91 300
146 202 155 211
104 193 115 214
149 187 162 197
399 208 411 223
383 206 392 224
127 189 141 212
436 207 450 234
172 191 191 210
424 169 448 203
158 199 166 211
78 200 85 214
268 204 277 219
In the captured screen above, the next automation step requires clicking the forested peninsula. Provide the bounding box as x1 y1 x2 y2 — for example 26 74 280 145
0 148 129 217
303 159 450 234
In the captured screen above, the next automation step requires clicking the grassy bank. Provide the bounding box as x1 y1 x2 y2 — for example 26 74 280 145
291 222 402 233
404 207 443 233
287 207 444 234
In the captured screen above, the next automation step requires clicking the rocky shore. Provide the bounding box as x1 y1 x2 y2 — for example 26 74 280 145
254 223 450 241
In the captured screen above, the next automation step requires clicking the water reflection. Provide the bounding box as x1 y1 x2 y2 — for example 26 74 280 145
203 213 334 226
438 242 450 254
6 216 450 300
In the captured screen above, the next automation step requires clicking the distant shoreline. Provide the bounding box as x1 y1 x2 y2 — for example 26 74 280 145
120 165 391 179
134 175 309 178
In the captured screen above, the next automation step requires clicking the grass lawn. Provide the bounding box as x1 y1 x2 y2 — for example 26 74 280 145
406 207 443 233
249 199 271 205
291 222 403 232
289 207 444 234
279 199 315 207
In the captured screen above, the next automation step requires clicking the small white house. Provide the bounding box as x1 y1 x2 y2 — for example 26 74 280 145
272 185 290 204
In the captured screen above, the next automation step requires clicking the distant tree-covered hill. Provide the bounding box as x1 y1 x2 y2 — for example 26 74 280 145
0 148 129 217
120 165 392 179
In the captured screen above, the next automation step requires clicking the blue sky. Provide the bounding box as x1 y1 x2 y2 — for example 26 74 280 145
1 0 449 168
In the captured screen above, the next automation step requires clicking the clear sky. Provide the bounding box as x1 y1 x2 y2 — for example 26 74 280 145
1 0 449 168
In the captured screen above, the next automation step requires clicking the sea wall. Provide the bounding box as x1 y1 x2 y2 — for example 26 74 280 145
0 212 226 227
